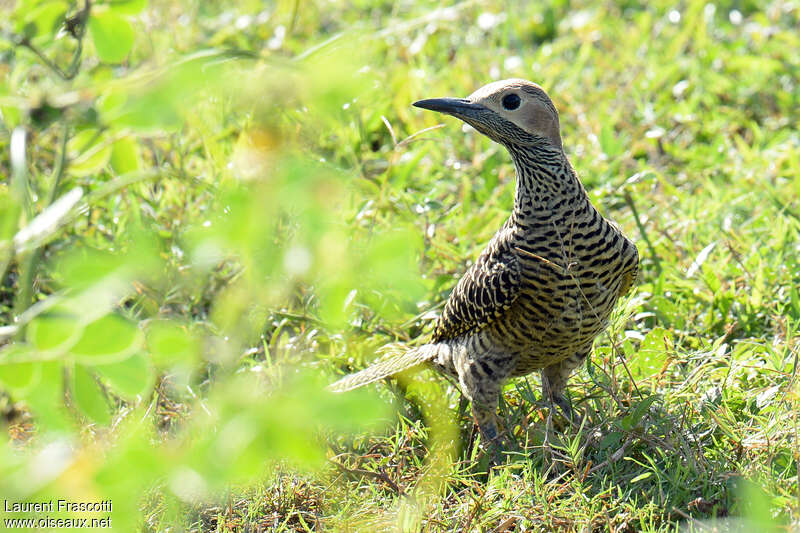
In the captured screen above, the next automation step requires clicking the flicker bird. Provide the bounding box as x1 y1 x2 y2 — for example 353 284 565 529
330 79 639 448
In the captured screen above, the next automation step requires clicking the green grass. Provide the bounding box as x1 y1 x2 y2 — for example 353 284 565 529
1 0 799 531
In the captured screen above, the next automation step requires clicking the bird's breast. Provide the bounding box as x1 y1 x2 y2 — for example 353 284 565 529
490 217 631 367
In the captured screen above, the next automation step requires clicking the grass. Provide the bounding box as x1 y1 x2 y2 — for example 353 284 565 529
1 0 799 531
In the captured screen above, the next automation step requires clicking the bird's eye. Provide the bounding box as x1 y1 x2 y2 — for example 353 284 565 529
502 93 521 110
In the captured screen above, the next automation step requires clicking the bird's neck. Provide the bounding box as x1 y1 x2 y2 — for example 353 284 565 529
506 143 587 222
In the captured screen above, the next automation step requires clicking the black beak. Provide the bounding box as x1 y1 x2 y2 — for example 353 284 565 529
412 98 487 119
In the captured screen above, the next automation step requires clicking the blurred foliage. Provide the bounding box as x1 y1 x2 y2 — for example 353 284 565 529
0 0 420 529
0 0 799 531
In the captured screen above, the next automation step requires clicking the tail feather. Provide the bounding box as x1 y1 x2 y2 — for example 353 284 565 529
328 343 440 392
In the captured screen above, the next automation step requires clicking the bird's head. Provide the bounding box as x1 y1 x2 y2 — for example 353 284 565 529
413 79 562 151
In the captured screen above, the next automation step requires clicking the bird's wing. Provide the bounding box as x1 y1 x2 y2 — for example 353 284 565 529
432 227 521 341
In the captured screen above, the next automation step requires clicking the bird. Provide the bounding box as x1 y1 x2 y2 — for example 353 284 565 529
330 79 639 451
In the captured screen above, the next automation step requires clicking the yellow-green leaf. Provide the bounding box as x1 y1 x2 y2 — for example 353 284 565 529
71 365 112 425
67 129 111 176
108 0 147 15
95 353 153 399
89 10 134 63
110 136 141 174
24 1 68 38
71 314 142 363
0 345 41 393
27 312 83 353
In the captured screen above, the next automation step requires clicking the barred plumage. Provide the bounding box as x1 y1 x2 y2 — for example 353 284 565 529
329 79 639 448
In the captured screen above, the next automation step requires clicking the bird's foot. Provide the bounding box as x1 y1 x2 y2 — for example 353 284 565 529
542 393 582 430
553 395 583 427
475 423 511 470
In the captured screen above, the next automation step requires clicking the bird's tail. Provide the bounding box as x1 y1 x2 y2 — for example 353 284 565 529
328 343 443 392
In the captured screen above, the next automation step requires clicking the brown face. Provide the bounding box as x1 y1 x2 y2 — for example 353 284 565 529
466 79 562 150
413 79 562 151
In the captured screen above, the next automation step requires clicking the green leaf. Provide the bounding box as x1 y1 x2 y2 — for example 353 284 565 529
110 136 141 174
71 364 112 425
0 362 38 392
108 51 231 130
24 1 68 38
89 9 134 63
598 430 622 450
97 90 128 116
0 345 40 393
0 105 21 130
27 312 83 353
630 327 671 378
145 320 200 366
621 395 658 430
23 361 70 431
67 129 112 176
70 314 143 363
55 247 125 290
95 353 153 399
737 479 782 532
54 231 163 291
108 0 147 15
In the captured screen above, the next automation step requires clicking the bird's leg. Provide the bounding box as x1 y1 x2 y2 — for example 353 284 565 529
541 366 569 419
461 365 506 462
471 394 505 465
451 339 517 465
472 397 500 444
541 350 588 426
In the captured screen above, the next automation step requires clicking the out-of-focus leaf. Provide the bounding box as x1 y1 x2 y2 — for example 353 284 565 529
60 229 162 285
24 1 68 38
71 364 112 425
97 90 127 116
110 136 141 174
22 361 70 430
109 52 231 130
95 353 153 399
737 479 782 532
146 321 201 366
0 345 40 393
93 420 165 531
67 129 111 176
27 311 83 353
184 372 391 487
55 247 127 290
362 227 424 288
89 9 134 63
108 0 147 15
351 226 426 321
0 105 21 130
318 278 352 327
70 314 143 363
111 87 182 130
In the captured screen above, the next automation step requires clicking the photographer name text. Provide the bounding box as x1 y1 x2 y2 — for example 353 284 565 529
4 499 112 513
